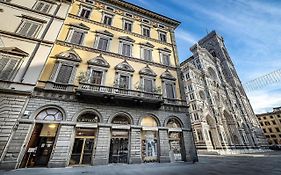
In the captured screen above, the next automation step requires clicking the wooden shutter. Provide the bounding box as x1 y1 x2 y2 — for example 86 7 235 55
71 31 83 44
91 70 103 85
27 23 39 37
55 65 73 83
122 44 131 56
35 2 44 11
98 38 108 51
18 22 32 36
163 54 170 65
41 4 50 13
144 79 153 92
0 57 18 80
166 83 174 99
120 75 129 89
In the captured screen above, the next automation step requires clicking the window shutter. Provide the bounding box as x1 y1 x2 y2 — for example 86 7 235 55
0 58 18 80
35 2 44 11
98 38 108 51
18 22 32 36
56 65 73 83
166 83 174 99
42 4 50 13
27 23 39 37
71 31 83 44
144 79 153 92
91 70 103 84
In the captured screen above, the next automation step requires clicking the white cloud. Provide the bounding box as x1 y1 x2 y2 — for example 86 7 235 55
175 29 197 45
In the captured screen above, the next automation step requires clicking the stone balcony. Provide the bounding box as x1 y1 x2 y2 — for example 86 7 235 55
76 82 163 106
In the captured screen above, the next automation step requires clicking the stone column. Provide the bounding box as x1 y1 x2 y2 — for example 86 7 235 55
182 130 198 162
130 127 142 164
48 125 75 168
93 126 111 165
0 123 31 169
158 128 170 163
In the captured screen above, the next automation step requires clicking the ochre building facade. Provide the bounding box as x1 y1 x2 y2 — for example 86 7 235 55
0 0 197 169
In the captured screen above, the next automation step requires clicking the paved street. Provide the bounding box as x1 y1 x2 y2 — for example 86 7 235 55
1 151 281 175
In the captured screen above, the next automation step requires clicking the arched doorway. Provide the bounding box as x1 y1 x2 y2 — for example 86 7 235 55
206 115 221 149
166 117 184 161
109 113 131 164
140 116 159 162
20 108 63 168
69 111 100 165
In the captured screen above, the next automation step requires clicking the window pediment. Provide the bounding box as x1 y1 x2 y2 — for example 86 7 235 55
158 47 172 53
68 23 90 30
119 36 135 43
160 70 176 80
88 54 110 68
55 49 81 62
0 47 29 57
95 30 114 37
139 42 154 48
115 60 134 72
139 65 157 77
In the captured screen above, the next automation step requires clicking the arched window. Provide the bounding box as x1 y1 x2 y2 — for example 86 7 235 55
141 116 157 127
167 118 182 128
77 112 99 123
112 114 131 125
208 67 217 80
36 108 63 121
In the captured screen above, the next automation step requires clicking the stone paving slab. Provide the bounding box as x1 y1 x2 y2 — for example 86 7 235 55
1 151 281 175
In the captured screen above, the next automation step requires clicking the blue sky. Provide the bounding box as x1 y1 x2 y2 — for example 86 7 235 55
126 0 281 113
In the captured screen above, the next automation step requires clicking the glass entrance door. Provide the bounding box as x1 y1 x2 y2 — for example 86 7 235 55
109 130 129 163
70 128 96 165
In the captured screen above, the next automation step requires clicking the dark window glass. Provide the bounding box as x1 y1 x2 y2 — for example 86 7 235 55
166 83 175 99
103 15 112 25
70 31 84 45
122 43 131 57
97 38 109 51
144 79 153 92
56 65 73 83
119 75 129 89
91 70 103 85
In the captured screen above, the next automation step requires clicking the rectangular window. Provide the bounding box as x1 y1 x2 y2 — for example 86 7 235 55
91 70 103 85
79 7 92 19
56 65 73 83
269 128 273 133
70 30 84 45
0 56 19 80
17 21 41 37
159 32 167 42
162 54 170 66
122 43 131 57
142 26 150 37
103 14 113 26
34 1 51 13
97 38 109 51
272 120 276 125
119 75 129 89
124 20 132 32
276 128 280 132
142 48 152 61
165 82 175 99
144 78 153 92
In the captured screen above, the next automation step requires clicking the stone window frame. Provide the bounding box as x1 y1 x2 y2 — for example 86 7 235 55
16 18 43 38
101 11 114 26
50 59 80 85
122 18 133 32
115 70 133 90
140 45 153 62
93 31 113 52
78 4 93 19
162 79 177 99
86 65 108 85
141 24 151 38
32 0 53 14
141 75 156 93
119 38 134 57
158 49 171 66
158 30 167 42
66 26 88 46
0 53 24 81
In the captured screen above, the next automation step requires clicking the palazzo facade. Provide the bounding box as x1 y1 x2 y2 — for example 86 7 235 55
0 0 197 169
180 31 267 153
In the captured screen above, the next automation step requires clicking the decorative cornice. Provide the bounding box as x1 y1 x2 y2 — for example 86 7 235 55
115 60 135 72
118 36 135 43
68 14 173 47
139 65 157 77
88 54 110 68
160 69 176 81
56 40 177 71
55 48 82 62
17 14 47 23
0 47 29 57
139 42 154 48
0 30 53 44
95 30 114 37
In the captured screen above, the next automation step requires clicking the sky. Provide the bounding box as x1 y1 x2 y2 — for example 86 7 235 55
126 0 281 114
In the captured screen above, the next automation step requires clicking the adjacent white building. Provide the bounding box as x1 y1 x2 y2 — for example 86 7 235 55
180 31 267 154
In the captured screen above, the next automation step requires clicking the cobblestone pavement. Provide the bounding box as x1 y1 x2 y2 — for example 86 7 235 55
1 151 281 175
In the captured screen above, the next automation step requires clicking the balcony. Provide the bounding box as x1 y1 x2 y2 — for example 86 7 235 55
44 81 76 91
76 82 163 106
163 98 188 106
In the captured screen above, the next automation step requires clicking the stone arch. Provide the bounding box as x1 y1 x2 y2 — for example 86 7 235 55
73 108 103 123
138 114 160 127
207 67 217 80
32 105 66 121
223 110 241 145
164 116 183 128
205 114 222 149
108 111 134 125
